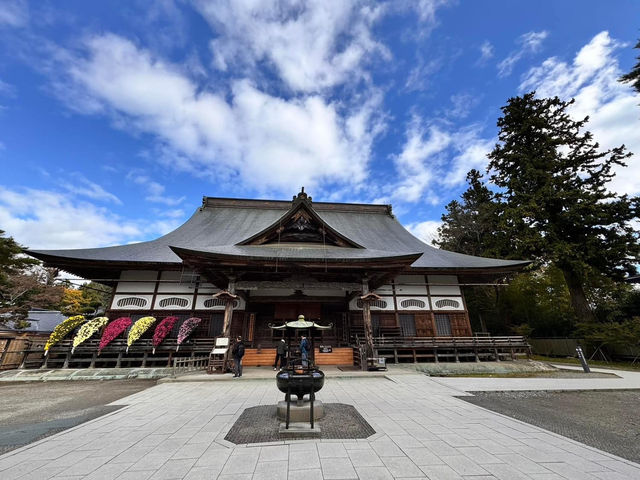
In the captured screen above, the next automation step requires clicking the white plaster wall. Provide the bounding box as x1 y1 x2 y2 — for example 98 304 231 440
157 271 195 293
115 270 158 293
428 275 461 295
394 275 428 295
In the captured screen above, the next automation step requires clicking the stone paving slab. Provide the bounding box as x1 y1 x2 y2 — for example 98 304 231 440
1 371 640 479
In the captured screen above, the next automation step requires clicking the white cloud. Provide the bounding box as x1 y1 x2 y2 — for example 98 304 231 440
520 31 640 196
194 0 388 93
477 40 494 65
498 30 548 77
448 92 479 119
63 173 122 205
406 220 442 246
443 129 494 187
127 172 185 206
0 79 15 96
0 0 28 28
49 33 384 196
386 117 494 204
0 187 142 249
409 0 452 25
390 119 451 203
405 57 442 92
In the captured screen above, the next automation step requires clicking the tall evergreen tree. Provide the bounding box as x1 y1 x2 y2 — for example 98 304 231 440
435 169 509 258
487 92 639 323
0 230 37 285
619 37 640 94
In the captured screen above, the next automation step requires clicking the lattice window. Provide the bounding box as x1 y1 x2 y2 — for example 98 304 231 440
435 314 452 336
203 298 240 308
400 299 426 309
434 298 460 309
399 314 417 336
356 299 387 309
158 297 189 308
116 297 148 308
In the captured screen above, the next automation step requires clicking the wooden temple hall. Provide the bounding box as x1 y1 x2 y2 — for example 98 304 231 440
26 189 531 369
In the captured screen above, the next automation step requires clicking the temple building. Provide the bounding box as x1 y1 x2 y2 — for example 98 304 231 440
26 189 530 368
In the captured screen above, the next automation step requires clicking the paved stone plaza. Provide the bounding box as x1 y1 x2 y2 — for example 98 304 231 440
1 368 640 479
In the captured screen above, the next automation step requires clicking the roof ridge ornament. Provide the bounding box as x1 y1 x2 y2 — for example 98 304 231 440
293 187 312 205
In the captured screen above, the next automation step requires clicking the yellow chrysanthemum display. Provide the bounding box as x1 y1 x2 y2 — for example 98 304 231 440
126 316 157 352
71 316 109 354
44 315 86 355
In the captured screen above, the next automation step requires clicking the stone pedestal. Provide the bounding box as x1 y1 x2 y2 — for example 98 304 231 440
277 399 325 422
278 422 322 437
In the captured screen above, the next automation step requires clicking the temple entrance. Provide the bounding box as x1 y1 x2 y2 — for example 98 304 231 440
246 300 347 349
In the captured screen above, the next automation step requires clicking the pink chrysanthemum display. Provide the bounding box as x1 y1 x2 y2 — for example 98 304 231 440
152 316 179 353
98 317 132 354
176 317 202 351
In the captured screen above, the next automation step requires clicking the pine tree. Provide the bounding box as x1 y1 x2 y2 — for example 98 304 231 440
619 38 640 94
435 169 509 258
0 230 38 285
487 92 639 323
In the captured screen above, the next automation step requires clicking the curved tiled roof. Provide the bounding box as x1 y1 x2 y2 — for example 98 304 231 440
26 196 529 271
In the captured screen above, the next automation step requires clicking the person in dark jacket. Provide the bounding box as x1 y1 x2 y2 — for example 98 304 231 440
300 335 310 367
273 338 288 370
231 336 245 377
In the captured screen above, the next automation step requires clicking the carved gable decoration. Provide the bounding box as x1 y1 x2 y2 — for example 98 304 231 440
270 209 329 244
238 189 362 248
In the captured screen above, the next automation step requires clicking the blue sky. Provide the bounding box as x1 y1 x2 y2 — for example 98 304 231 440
1 0 639 251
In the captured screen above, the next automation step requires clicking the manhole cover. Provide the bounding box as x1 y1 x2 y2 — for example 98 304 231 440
225 403 376 444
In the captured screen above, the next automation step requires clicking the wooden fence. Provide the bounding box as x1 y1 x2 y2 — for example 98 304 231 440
5 337 217 370
172 355 209 374
354 335 531 363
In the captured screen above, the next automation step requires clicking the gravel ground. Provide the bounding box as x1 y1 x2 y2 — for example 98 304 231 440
0 380 155 454
442 370 617 378
225 403 376 444
461 389 640 463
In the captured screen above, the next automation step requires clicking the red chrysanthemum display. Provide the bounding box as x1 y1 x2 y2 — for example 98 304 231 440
152 316 179 353
98 317 132 353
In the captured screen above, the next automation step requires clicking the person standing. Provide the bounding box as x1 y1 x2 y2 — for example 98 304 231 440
300 335 310 367
232 336 245 378
273 338 288 370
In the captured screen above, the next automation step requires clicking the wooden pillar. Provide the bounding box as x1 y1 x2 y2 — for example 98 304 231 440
360 277 375 359
220 278 237 339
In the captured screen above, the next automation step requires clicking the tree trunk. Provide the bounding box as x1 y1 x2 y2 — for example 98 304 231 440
561 267 596 324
